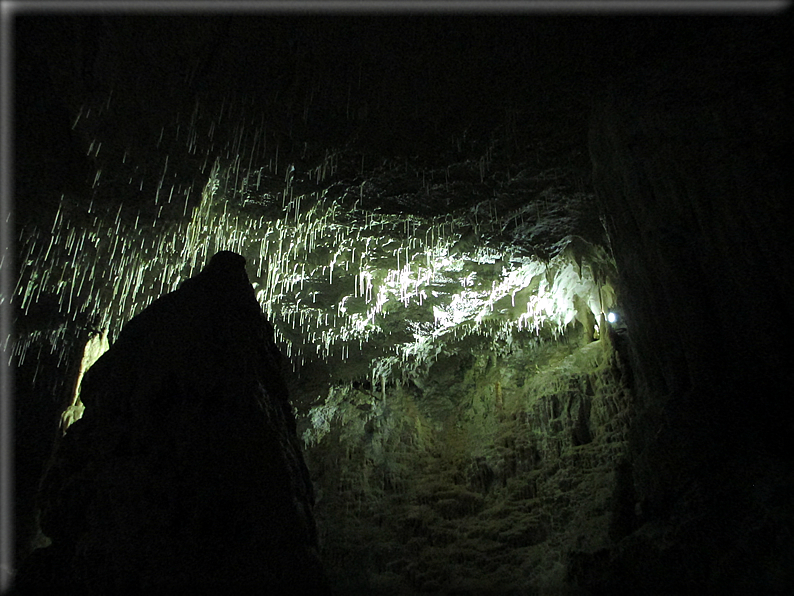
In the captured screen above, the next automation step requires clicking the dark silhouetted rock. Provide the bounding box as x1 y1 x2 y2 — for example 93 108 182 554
13 251 330 594
581 20 794 593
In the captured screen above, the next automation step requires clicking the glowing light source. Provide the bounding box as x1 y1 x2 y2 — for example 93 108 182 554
607 311 617 324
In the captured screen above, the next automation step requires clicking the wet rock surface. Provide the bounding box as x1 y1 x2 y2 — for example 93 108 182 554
12 252 329 594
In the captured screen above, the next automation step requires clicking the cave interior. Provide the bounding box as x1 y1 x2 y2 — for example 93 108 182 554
4 9 794 595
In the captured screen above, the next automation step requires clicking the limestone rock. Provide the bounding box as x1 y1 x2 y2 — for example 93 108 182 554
13 251 329 594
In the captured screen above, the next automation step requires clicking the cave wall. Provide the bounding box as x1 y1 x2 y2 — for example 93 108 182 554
584 17 794 593
294 329 633 594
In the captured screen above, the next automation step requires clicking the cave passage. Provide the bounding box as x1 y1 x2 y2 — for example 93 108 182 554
5 11 792 595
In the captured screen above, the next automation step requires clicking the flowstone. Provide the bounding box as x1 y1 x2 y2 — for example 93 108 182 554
299 329 633 594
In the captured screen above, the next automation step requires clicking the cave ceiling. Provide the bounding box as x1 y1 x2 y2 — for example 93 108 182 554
10 14 640 403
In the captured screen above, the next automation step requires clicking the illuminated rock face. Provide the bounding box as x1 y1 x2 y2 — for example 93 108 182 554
9 15 792 596
299 335 633 593
13 252 329 594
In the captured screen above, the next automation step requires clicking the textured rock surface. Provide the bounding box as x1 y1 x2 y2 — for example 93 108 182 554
582 19 794 594
8 14 792 596
12 252 329 594
298 332 633 593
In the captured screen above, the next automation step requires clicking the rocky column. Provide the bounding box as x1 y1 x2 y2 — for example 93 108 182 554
13 251 329 594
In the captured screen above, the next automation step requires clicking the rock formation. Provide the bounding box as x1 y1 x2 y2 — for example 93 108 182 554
578 20 794 593
12 251 329 594
8 14 792 595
